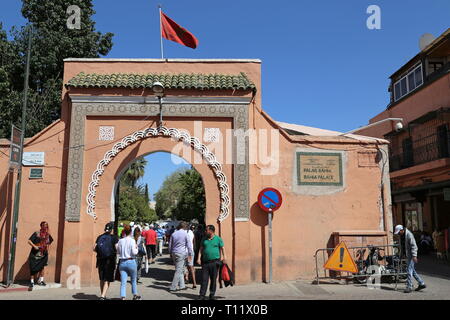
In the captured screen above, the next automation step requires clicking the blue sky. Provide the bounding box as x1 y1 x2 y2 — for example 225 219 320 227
140 152 190 201
1 0 449 193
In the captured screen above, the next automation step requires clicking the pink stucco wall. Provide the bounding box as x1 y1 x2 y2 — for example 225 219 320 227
0 59 392 286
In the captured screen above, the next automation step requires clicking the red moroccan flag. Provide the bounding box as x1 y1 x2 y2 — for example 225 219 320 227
161 11 199 49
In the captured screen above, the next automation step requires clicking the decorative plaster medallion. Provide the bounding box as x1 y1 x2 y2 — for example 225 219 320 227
204 128 221 143
99 126 115 141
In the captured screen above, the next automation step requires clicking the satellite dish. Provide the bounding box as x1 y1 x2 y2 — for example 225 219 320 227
419 33 436 51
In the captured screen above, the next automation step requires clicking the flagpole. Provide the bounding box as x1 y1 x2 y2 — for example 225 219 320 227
158 4 164 59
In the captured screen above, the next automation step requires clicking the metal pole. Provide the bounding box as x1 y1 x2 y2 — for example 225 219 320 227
6 25 32 286
268 208 273 284
158 5 164 59
158 96 163 127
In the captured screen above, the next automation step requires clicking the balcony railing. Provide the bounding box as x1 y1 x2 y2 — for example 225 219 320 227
389 130 450 172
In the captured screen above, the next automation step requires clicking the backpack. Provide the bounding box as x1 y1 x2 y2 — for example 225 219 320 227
96 234 114 259
137 237 146 257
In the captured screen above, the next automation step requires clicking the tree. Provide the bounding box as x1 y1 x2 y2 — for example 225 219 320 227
116 159 159 223
0 23 21 138
118 195 138 222
117 185 157 223
0 0 114 138
154 168 186 219
154 167 206 224
144 184 150 203
122 158 147 188
173 169 206 224
133 189 157 222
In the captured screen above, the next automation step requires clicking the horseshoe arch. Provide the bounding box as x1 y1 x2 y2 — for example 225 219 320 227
86 126 231 222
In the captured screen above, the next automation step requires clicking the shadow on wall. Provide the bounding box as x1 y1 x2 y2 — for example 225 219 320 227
54 125 71 283
250 202 267 283
0 171 14 283
15 261 29 281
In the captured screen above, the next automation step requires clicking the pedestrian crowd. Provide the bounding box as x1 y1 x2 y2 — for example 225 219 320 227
89 220 229 300
25 221 433 298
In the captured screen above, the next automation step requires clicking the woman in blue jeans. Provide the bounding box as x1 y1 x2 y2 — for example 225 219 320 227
116 225 141 300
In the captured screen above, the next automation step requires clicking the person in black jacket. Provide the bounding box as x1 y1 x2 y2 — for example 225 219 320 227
93 222 119 300
27 221 53 288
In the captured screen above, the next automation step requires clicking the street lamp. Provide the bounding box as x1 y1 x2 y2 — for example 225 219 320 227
152 81 165 127
152 81 164 97
341 118 404 135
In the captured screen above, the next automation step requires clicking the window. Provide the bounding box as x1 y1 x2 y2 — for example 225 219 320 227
437 124 449 158
402 137 414 167
414 67 423 87
429 61 444 73
394 82 401 101
400 77 407 95
404 203 421 232
408 72 415 91
393 64 423 101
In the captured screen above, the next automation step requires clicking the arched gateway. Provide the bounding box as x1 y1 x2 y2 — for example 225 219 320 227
86 126 231 222
0 59 393 287
59 61 255 286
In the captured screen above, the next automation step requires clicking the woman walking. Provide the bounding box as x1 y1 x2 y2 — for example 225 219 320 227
27 221 53 288
133 227 147 283
116 225 141 300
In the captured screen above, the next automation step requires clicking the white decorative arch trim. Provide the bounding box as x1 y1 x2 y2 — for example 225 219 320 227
86 126 230 222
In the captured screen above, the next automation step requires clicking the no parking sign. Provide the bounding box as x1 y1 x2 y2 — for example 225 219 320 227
257 187 282 284
257 187 283 212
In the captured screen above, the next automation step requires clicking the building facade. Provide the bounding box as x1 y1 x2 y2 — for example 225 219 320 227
357 29 450 240
0 58 393 286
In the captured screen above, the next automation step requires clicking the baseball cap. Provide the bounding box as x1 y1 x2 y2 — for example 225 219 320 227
104 222 114 232
394 225 404 235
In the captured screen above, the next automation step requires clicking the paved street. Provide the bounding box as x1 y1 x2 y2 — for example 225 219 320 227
1 252 449 300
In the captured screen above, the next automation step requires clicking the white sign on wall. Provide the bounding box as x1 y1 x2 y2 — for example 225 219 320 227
22 152 45 166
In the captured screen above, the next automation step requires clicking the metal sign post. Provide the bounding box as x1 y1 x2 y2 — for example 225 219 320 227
6 25 32 287
268 207 273 284
257 187 283 284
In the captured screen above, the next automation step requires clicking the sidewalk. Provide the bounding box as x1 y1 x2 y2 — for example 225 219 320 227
0 252 449 300
415 253 450 280
0 275 448 300
0 281 61 293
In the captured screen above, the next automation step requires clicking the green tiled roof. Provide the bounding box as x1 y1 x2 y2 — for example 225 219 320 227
66 72 256 91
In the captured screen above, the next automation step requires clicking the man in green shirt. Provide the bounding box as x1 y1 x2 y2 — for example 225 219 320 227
117 223 124 238
196 225 227 300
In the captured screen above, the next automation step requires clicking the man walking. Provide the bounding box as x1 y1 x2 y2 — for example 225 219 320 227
156 224 165 256
118 223 124 238
184 224 197 289
394 225 426 293
196 225 227 300
168 222 193 292
93 222 119 300
143 226 157 264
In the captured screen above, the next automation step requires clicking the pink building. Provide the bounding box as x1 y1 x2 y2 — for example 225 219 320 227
356 29 450 248
0 58 393 286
